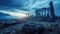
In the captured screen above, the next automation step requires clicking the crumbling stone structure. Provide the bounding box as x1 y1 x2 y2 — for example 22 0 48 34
35 1 56 22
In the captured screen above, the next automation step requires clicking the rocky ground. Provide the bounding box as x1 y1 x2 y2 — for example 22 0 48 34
0 19 60 34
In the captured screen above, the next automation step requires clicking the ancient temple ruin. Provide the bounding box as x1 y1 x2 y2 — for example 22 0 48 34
35 1 56 21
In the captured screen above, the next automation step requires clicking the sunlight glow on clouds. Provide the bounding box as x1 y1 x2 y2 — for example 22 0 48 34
10 13 27 18
0 10 27 18
0 9 34 19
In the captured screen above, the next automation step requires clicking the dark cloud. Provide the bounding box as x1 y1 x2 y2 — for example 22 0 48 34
0 0 60 16
0 0 23 8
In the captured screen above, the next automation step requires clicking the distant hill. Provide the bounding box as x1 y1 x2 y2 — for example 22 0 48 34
0 12 15 20
0 12 10 16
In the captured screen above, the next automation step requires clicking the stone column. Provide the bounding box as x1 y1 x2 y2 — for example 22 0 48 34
48 10 50 14
47 9 50 18
44 10 46 17
42 10 43 16
26 13 29 17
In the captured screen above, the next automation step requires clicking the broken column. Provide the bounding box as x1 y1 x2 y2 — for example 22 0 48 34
49 1 55 19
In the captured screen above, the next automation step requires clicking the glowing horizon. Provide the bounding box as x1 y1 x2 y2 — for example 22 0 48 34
0 10 30 19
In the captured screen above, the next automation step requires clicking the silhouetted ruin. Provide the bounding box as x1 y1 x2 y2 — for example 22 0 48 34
35 1 56 22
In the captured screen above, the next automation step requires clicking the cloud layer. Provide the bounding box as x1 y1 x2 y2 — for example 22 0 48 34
0 0 60 16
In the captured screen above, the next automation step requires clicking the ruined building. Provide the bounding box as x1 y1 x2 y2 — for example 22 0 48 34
35 1 56 21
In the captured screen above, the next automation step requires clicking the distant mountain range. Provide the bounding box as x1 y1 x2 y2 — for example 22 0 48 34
0 12 10 16
0 12 15 20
